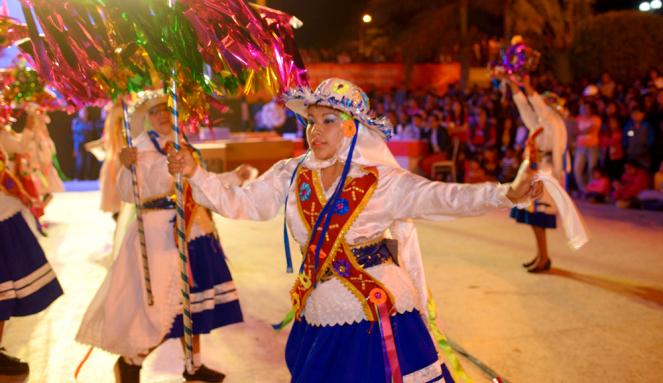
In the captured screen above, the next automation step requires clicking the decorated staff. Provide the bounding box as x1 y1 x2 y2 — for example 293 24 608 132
168 71 194 372
121 100 154 306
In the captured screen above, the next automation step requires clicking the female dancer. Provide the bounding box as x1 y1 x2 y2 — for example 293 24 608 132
168 78 542 382
77 91 249 383
0 129 63 377
505 75 586 272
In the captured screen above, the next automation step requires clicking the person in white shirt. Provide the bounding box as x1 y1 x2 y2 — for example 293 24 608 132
504 75 587 273
76 91 252 383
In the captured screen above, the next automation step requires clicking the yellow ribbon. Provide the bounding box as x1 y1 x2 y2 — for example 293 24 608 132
427 291 472 383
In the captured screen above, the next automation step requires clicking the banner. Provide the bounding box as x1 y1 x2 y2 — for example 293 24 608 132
306 63 461 93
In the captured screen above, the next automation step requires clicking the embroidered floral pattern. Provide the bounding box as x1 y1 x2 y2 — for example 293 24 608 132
334 198 349 215
299 182 311 202
333 259 351 278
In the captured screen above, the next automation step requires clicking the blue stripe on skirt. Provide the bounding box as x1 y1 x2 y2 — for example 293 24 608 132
510 207 557 229
286 310 441 383
166 234 242 338
0 212 63 321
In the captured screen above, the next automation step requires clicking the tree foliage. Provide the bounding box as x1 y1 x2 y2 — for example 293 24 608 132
572 11 663 82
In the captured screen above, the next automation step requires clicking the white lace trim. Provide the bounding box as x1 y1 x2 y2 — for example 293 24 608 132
301 263 420 327
404 361 443 383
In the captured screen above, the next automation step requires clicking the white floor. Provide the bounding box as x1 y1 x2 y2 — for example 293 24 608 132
3 191 663 383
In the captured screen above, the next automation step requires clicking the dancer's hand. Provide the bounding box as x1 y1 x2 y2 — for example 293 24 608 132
521 75 535 96
166 146 198 178
119 147 137 169
507 166 543 203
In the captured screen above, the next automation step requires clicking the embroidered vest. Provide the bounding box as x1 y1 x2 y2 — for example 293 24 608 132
290 166 395 322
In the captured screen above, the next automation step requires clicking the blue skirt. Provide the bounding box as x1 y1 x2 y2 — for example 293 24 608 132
510 207 557 229
165 234 242 338
286 310 444 383
0 212 63 321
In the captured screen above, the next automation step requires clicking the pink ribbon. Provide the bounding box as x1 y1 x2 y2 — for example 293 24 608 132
376 302 402 383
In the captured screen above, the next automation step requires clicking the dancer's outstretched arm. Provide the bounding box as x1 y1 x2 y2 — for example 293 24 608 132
384 163 541 221
167 146 297 221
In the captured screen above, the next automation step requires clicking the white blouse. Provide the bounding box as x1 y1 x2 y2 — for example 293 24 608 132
513 92 568 181
116 132 241 239
188 157 515 326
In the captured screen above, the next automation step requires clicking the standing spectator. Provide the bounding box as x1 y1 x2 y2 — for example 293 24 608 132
497 116 516 153
445 100 469 146
574 102 601 193
468 108 496 153
606 116 624 180
599 72 617 99
71 107 101 180
623 105 655 170
599 102 619 167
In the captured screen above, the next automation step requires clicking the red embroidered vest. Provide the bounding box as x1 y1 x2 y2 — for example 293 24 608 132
290 166 395 322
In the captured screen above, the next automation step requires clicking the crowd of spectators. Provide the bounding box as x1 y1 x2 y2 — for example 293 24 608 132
363 69 663 210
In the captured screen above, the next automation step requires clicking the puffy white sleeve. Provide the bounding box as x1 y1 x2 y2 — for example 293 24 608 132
187 157 299 221
530 93 568 180
115 152 157 203
381 166 514 221
512 92 539 132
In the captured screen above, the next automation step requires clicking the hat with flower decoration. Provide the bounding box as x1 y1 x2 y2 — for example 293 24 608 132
282 78 393 140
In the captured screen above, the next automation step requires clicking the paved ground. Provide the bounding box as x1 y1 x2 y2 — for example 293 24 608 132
2 191 662 383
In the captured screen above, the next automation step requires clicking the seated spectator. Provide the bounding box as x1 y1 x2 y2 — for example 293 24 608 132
613 161 651 209
464 156 488 183
637 163 663 211
585 167 611 203
482 146 499 180
400 113 424 140
419 115 451 178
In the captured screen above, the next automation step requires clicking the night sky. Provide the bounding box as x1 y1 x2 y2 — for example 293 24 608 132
268 0 654 49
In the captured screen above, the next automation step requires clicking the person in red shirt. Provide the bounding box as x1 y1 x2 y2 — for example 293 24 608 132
613 161 651 208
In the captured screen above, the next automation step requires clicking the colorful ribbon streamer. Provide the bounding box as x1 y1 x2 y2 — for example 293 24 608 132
374 299 402 383
427 296 472 383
